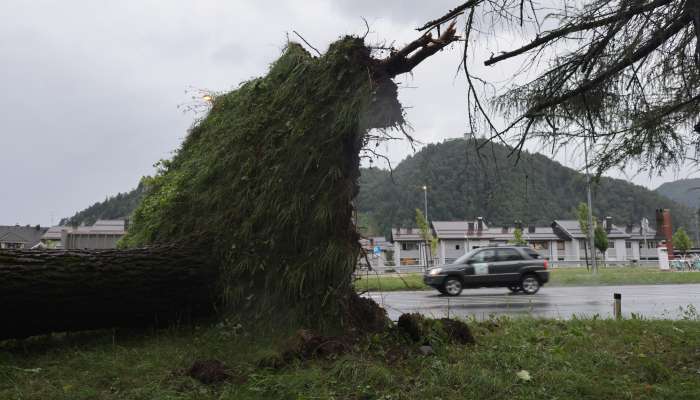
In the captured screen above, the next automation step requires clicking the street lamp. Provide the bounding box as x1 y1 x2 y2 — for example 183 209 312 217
422 185 428 222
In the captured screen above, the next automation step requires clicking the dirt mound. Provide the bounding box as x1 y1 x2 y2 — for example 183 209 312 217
397 313 425 342
345 294 389 333
284 329 352 360
397 313 475 345
439 318 475 344
186 359 230 384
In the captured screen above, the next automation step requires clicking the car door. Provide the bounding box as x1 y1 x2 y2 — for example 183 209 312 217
464 249 496 285
494 248 523 284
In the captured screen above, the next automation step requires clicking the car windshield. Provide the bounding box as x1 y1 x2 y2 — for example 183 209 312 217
452 249 481 265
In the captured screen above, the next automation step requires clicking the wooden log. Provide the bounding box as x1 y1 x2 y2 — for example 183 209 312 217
0 246 217 340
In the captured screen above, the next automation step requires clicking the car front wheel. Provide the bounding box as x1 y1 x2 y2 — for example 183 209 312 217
520 275 540 295
443 277 463 296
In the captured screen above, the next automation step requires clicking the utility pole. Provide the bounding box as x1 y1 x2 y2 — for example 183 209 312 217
422 185 429 269
584 136 598 274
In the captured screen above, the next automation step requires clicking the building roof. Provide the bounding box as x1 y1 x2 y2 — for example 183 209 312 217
62 219 126 235
359 236 393 251
0 225 48 248
391 227 423 241
625 225 658 240
41 226 67 240
553 220 630 239
432 220 492 239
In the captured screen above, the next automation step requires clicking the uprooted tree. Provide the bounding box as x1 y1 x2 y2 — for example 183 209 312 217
0 24 461 340
2 0 698 340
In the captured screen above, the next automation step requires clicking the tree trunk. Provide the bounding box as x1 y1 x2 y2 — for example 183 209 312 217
0 246 217 340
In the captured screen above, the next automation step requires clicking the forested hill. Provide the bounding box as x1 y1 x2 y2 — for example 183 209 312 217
60 183 145 226
63 139 694 235
655 178 700 209
356 138 695 236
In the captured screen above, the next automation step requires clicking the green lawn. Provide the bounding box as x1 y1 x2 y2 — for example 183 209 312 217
355 267 700 292
2 317 700 399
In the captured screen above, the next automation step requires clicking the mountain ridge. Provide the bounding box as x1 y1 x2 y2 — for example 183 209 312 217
655 178 700 209
355 138 695 236
62 139 695 238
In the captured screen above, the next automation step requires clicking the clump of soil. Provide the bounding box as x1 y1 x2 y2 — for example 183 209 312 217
439 318 475 345
284 329 352 360
397 313 475 345
397 313 425 342
344 294 390 334
186 359 231 384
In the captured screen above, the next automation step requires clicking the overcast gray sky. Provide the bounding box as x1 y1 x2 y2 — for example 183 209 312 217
1 0 696 226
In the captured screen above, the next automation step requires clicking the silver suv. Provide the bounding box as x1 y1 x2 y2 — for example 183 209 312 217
423 246 549 296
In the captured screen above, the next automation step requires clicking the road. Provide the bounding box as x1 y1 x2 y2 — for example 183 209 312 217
367 284 700 320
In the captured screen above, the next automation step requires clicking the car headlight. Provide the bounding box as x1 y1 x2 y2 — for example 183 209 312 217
429 268 443 276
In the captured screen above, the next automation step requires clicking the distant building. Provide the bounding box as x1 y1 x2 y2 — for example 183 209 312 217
40 226 65 249
358 236 394 270
43 219 128 250
0 225 49 249
392 213 669 267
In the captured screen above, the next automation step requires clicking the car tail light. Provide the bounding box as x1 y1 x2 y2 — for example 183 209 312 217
543 259 548 269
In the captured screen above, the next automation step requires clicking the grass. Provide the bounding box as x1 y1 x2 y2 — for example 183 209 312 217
2 316 700 399
355 267 700 293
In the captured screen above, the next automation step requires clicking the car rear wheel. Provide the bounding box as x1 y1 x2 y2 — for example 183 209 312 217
443 277 463 296
520 275 540 295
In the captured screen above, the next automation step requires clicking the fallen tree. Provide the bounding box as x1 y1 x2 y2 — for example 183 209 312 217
0 246 216 340
0 24 459 340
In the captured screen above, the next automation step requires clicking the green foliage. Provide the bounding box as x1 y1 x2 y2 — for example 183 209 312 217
356 139 696 237
356 267 700 292
66 139 696 242
415 209 437 256
120 37 403 327
673 227 692 255
576 203 592 241
594 224 609 254
356 212 381 237
510 227 527 245
60 183 146 227
3 317 700 399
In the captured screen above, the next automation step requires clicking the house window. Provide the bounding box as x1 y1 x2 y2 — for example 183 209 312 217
531 241 548 250
401 242 418 251
625 241 632 249
579 240 586 250
556 241 565 251
455 244 460 250
609 241 615 249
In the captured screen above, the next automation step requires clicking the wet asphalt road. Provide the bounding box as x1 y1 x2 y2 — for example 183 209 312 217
367 284 700 320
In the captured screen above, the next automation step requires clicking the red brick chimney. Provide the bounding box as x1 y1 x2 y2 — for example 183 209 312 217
655 209 674 259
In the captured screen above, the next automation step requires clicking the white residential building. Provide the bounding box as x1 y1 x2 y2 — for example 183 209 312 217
392 217 665 267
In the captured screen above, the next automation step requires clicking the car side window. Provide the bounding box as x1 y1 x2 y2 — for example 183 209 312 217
472 249 496 263
497 248 523 261
524 248 541 259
